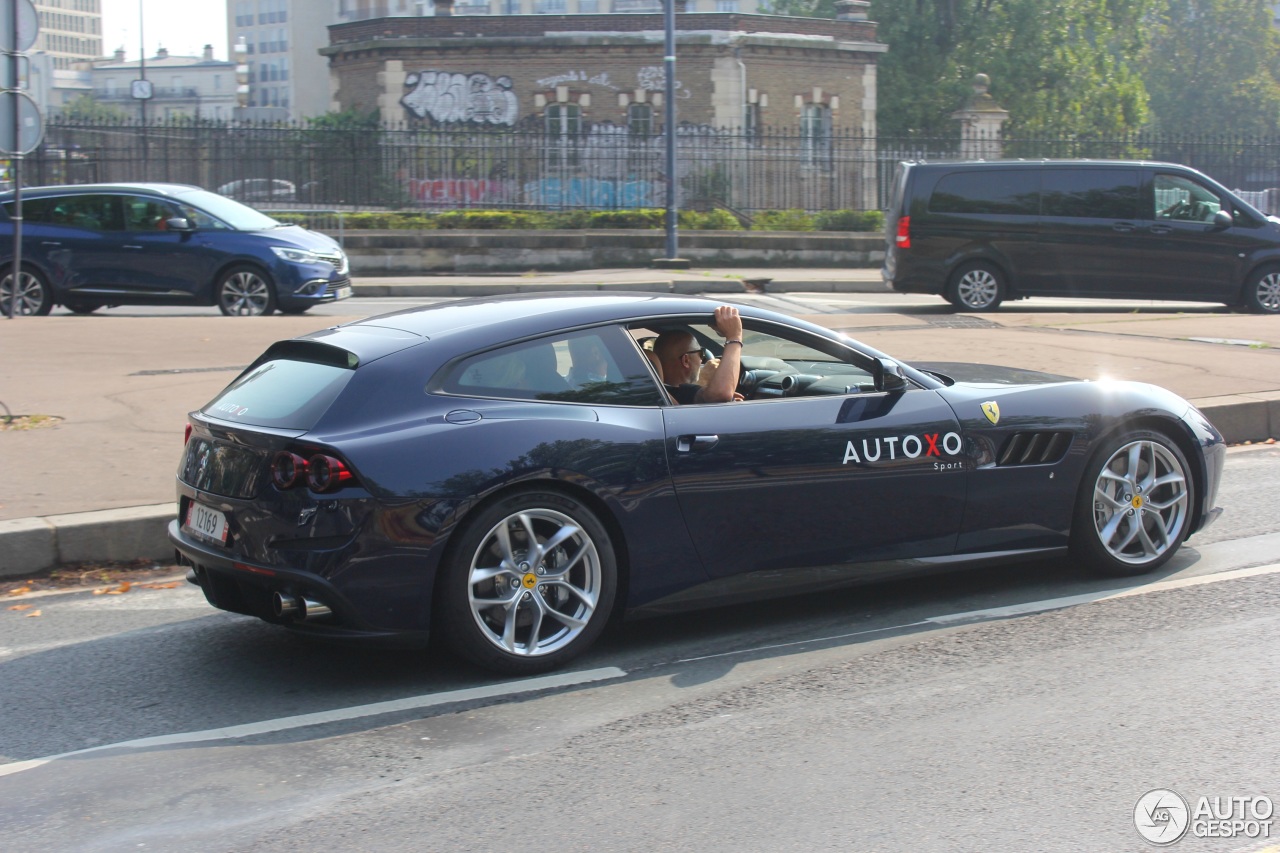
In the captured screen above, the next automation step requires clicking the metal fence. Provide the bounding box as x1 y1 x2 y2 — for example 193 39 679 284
16 119 1280 215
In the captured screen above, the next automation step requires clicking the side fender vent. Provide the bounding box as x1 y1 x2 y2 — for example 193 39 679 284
997 431 1073 466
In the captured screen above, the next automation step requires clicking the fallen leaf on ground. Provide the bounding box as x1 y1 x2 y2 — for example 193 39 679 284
24 609 42 618
7 586 31 596
8 604 33 611
140 582 180 590
104 582 132 595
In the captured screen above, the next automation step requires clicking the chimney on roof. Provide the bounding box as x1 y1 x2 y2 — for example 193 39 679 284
434 0 454 16
156 46 169 59
203 44 214 60
114 47 125 62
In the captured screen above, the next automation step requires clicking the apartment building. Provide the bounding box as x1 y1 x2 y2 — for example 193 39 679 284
226 0 337 119
33 0 104 70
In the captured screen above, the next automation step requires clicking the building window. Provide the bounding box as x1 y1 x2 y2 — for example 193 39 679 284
627 103 652 138
715 0 738 10
534 0 567 11
801 103 832 169
744 102 761 139
546 103 582 168
578 0 599 10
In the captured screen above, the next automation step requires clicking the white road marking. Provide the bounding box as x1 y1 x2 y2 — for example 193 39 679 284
680 563 1280 664
0 666 627 778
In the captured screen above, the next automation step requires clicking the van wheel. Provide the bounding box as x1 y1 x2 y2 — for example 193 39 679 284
1242 266 1280 314
216 266 277 316
947 262 1005 311
0 267 53 316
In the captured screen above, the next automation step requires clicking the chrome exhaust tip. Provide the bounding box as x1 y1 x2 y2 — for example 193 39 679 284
301 597 332 620
273 592 301 619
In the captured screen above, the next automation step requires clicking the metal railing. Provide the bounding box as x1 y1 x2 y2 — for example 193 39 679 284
22 118 1280 213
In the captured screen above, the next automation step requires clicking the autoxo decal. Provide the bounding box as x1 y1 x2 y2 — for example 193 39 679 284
842 431 963 465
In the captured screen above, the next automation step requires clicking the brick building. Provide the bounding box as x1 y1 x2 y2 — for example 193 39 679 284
321 1 885 210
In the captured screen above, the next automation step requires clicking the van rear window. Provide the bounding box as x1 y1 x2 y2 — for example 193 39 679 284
929 170 1039 215
203 346 356 429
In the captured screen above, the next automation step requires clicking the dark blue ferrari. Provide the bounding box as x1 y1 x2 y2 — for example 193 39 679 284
169 294 1225 674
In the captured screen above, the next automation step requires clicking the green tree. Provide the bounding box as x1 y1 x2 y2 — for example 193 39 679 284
868 0 1151 137
1140 0 1280 134
59 94 128 122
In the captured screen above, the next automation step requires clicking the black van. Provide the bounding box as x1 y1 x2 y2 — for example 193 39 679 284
881 159 1280 313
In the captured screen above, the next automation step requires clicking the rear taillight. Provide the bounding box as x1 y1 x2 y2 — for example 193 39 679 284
271 452 310 489
306 455 353 493
896 215 911 249
184 423 192 445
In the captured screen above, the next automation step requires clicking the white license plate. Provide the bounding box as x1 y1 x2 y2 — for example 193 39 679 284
184 502 229 545
332 285 352 300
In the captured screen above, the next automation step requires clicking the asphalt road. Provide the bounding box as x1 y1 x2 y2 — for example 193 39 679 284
1 446 1277 852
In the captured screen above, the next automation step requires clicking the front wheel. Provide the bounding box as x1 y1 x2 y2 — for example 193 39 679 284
0 267 53 316
1071 430 1192 577
216 265 277 316
1242 266 1280 314
437 490 617 675
947 261 1005 311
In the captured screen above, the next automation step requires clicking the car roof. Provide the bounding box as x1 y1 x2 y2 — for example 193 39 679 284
902 158 1188 170
0 182 204 201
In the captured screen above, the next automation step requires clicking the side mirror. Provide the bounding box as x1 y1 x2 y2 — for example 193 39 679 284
1209 210 1233 232
166 217 194 232
875 358 908 393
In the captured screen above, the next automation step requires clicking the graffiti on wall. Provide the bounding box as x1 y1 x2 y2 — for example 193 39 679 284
636 66 690 98
402 71 520 126
524 178 657 208
406 179 513 205
535 70 620 91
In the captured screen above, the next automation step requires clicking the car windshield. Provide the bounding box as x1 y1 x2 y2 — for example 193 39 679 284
172 187 284 232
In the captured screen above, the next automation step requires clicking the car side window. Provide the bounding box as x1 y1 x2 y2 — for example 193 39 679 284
441 327 666 406
1041 168 1140 219
1154 174 1224 223
6 194 123 230
124 196 178 231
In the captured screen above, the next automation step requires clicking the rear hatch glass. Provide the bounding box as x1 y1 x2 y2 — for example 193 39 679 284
201 341 357 430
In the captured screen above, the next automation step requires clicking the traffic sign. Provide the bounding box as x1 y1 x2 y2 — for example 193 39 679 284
0 0 38 54
0 90 43 155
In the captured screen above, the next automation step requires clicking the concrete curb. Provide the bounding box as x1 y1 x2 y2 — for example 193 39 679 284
1 504 175 579
0 395 1271 578
350 278 889 298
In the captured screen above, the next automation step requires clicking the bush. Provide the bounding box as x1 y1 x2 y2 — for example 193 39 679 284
680 209 744 230
814 209 885 232
581 208 666 229
750 209 815 231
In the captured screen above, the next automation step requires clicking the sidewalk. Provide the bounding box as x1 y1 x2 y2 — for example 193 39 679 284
2 267 1278 577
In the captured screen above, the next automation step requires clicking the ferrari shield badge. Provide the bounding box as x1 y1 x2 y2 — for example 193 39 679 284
981 401 1000 425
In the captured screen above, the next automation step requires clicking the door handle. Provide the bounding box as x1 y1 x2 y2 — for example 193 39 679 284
1111 222 1135 233
40 241 62 246
122 244 144 250
676 434 719 452
1148 225 1172 235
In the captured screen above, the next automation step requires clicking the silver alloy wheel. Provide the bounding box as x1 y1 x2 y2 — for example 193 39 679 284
219 270 273 315
956 267 1000 309
1254 270 1280 313
465 507 603 657
1090 439 1189 566
1 271 47 316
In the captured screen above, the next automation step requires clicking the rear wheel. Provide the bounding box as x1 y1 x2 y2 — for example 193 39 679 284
437 490 617 675
1242 266 1280 314
216 265 277 316
0 267 53 316
1071 430 1192 577
947 261 1005 311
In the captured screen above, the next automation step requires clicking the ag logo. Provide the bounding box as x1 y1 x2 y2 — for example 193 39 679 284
1134 789 1190 845
980 400 1000 425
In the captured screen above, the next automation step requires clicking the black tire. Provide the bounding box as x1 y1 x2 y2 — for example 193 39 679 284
216 265 277 316
946 261 1006 311
0 266 53 316
436 489 617 675
1070 429 1193 577
1241 266 1280 314
64 302 101 315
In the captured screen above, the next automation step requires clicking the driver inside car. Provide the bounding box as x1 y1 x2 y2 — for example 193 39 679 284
653 305 745 404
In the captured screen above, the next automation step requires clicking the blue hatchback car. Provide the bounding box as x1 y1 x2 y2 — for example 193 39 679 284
0 183 351 316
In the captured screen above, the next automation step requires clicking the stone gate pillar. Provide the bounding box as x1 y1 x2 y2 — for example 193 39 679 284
951 74 1009 160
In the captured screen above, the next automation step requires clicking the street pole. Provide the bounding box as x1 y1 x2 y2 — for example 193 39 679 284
663 0 677 263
